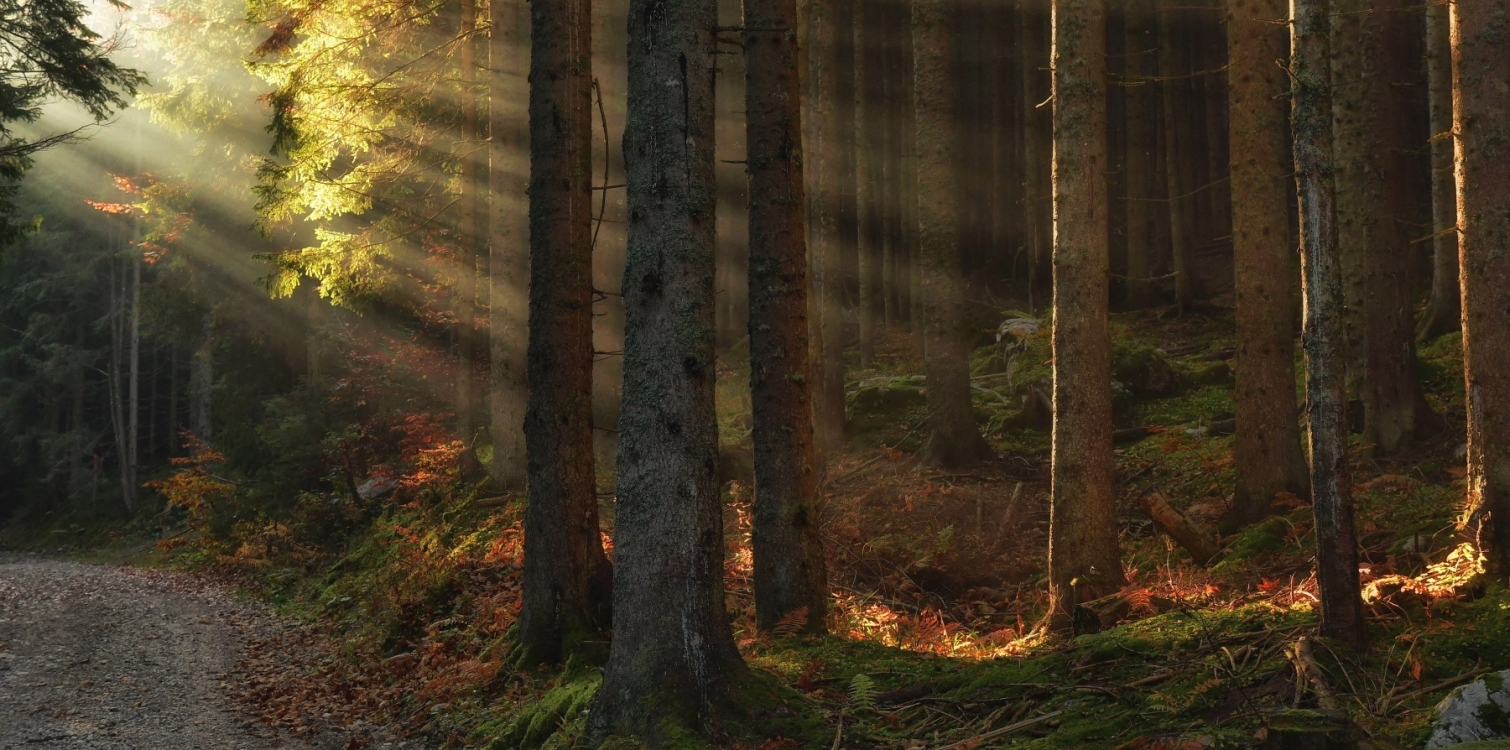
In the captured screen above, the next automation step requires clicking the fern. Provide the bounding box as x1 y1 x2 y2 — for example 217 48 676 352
848 673 877 713
773 606 808 639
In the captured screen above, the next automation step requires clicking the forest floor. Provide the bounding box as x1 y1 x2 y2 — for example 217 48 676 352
0 556 430 750
2 304 1504 749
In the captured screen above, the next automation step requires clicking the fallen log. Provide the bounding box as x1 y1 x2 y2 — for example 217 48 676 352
1140 492 1220 565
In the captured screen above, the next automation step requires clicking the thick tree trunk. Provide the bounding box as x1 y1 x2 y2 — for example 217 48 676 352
456 0 480 470
583 0 749 738
744 0 829 634
1332 0 1435 455
854 0 881 369
488 0 529 490
516 0 611 666
1047 0 1121 628
1418 0 1459 341
914 0 993 469
1122 0 1155 309
1158 0 1194 311
1225 0 1310 532
1455 0 1510 580
1291 0 1367 651
1020 0 1051 315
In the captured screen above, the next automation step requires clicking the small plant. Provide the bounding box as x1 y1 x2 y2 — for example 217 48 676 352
848 673 877 714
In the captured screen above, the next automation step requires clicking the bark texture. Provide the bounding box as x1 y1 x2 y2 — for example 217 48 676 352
913 0 993 469
488 0 528 490
1455 0 1510 579
1291 0 1367 651
808 0 849 454
1225 0 1309 531
1122 0 1156 310
744 0 829 635
1020 0 1051 314
583 0 749 738
1331 0 1435 455
1047 0 1122 628
516 0 611 666
1419 0 1459 341
455 0 480 466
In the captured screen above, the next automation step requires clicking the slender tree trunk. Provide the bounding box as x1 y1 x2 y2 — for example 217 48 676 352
914 0 993 469
456 0 480 470
1455 0 1510 580
1158 0 1194 311
745 0 829 634
1047 0 1121 629
516 0 612 665
899 6 923 355
880 0 901 332
1122 0 1155 309
107 258 131 510
855 0 881 369
1418 0 1459 341
1291 0 1366 651
1020 0 1050 315
808 0 849 453
1225 0 1310 532
1332 0 1435 455
168 344 179 456
125 255 140 510
489 0 528 490
190 311 213 441
583 0 749 737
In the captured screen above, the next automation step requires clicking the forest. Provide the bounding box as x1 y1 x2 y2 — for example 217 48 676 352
0 0 1508 748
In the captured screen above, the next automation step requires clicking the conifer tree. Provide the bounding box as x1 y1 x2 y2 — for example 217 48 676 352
516 0 611 665
583 0 749 737
913 0 993 469
1454 0 1510 579
1225 0 1309 531
1291 0 1366 650
1047 0 1121 628
745 0 829 634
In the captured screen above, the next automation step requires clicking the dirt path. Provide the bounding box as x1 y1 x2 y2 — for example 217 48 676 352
0 557 424 750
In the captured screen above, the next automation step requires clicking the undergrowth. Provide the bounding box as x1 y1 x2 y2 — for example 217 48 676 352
6 306 1504 749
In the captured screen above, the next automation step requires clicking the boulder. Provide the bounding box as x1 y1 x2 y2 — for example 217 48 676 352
1428 670 1510 748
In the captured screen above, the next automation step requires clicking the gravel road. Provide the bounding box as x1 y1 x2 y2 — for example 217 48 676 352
0 557 424 750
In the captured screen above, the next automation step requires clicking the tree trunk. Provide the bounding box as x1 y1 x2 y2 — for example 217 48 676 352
456 0 480 471
125 255 140 511
1455 0 1510 581
744 0 829 635
489 0 528 490
1047 0 1121 628
1224 0 1310 532
914 0 993 469
1417 0 1459 341
1332 0 1435 455
1291 0 1367 651
190 311 212 442
1020 0 1051 315
583 0 749 738
1158 0 1194 311
516 0 612 666
854 0 881 369
107 258 131 510
808 0 850 454
1122 0 1155 309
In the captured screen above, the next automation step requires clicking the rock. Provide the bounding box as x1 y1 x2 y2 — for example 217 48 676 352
995 317 1040 344
1428 670 1510 748
846 376 927 434
356 475 399 501
1114 346 1185 397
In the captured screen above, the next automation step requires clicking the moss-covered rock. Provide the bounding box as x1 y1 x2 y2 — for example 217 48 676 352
846 376 926 436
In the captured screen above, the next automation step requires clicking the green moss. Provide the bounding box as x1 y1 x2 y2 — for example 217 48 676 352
846 376 927 439
477 669 601 750
1211 517 1289 572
